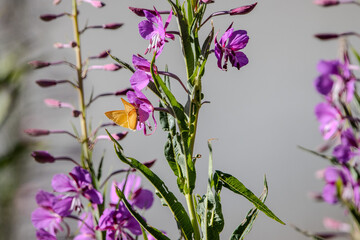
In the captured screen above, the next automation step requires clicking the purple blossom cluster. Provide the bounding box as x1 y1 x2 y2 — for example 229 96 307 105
309 1 360 236
32 168 154 239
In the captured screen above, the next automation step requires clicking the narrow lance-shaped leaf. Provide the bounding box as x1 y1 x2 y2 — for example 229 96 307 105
105 130 194 240
230 176 268 240
108 52 135 73
115 186 170 240
215 170 284 225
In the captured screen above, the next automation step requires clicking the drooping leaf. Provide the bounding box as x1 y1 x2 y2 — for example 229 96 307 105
115 186 170 240
106 130 194 240
230 176 268 240
215 170 284 225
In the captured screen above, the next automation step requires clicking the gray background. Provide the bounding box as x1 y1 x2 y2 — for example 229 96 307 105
8 0 360 239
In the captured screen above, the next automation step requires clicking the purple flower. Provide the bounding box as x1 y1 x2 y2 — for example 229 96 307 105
36 229 57 240
96 207 142 239
52 166 103 212
214 23 249 71
322 167 344 204
314 59 356 102
126 90 157 135
31 190 70 236
129 55 155 91
74 212 96 240
314 102 342 140
110 174 154 210
138 8 174 56
333 129 359 163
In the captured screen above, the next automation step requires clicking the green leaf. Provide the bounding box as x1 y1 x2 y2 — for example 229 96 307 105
97 154 105 181
150 54 189 132
201 27 214 59
230 176 268 240
197 139 224 240
215 170 284 225
298 146 338 165
108 53 135 73
106 130 194 240
115 186 170 240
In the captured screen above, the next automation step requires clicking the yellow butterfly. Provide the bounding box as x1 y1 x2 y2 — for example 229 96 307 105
105 98 138 130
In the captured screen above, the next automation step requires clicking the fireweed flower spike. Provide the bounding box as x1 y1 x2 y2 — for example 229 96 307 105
138 8 174 56
51 166 103 212
214 23 249 71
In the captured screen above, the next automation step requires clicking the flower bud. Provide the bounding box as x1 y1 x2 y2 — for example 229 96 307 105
28 61 51 69
103 23 124 29
314 33 339 40
314 0 339 6
115 88 133 96
36 79 58 87
31 151 55 163
40 14 59 22
230 2 257 15
24 129 50 136
44 98 61 108
143 159 156 168
200 0 214 3
89 50 110 59
88 64 122 71
128 7 157 17
82 0 105 8
113 132 128 141
72 110 81 118
54 41 77 49
53 0 61 5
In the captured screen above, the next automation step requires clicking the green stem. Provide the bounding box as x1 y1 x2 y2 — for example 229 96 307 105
185 193 201 240
72 2 102 239
72 0 92 170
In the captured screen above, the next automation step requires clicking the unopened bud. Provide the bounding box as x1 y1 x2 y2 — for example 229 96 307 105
72 110 81 118
44 98 61 108
28 61 51 69
314 33 339 40
230 2 257 15
54 41 77 49
128 7 157 17
31 151 55 163
143 159 156 168
200 0 214 3
103 23 124 29
40 14 59 22
82 0 105 8
89 50 110 59
115 88 133 96
314 0 339 6
36 79 58 87
89 64 122 71
24 129 50 136
53 0 61 5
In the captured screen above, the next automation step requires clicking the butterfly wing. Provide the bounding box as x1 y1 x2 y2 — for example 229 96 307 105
128 109 138 130
105 98 138 130
105 110 131 129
